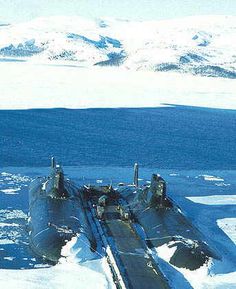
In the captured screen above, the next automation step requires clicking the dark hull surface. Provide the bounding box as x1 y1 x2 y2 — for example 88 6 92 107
119 180 220 270
29 171 95 262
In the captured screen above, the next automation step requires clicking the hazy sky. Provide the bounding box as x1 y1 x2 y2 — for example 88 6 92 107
0 0 236 23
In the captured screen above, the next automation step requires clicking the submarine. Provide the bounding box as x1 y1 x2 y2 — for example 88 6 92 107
28 158 96 263
116 165 221 270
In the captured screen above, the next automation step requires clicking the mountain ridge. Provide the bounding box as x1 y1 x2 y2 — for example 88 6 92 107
0 15 235 78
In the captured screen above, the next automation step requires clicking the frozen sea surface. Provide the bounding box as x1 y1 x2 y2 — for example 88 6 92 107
0 166 236 289
0 106 236 288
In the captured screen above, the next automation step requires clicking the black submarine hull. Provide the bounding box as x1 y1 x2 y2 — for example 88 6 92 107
28 162 95 263
118 173 220 270
129 200 219 270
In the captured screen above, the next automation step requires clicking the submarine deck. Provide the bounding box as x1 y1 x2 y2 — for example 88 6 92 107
103 204 171 289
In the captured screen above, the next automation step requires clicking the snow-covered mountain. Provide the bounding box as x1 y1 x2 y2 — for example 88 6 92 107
0 15 236 78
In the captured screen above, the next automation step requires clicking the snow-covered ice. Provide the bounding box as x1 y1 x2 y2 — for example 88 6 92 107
0 188 20 194
155 243 177 262
0 222 19 227
0 15 236 110
0 167 235 289
0 63 235 110
199 175 224 182
0 15 236 78
0 261 115 289
0 209 27 221
217 218 236 245
187 195 236 205
60 234 97 263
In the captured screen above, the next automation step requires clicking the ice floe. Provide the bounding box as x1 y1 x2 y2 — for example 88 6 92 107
186 195 236 205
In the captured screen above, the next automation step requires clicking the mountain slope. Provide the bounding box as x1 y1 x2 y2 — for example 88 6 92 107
0 15 236 78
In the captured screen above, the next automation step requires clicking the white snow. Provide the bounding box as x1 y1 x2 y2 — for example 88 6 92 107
60 234 97 263
215 183 231 187
178 264 210 289
152 244 210 289
0 222 19 227
0 172 31 183
0 261 114 289
1 172 12 177
0 15 236 74
202 271 236 289
0 239 15 245
0 188 20 194
155 240 236 289
217 218 236 245
0 63 235 110
199 175 224 182
3 257 15 261
155 242 177 262
0 233 115 289
0 15 235 110
58 234 115 289
0 209 27 220
186 195 236 205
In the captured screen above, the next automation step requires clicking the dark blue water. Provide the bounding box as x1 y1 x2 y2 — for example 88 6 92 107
1 106 236 169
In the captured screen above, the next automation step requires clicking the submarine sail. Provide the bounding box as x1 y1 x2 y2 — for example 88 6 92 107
118 166 220 270
28 158 95 262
